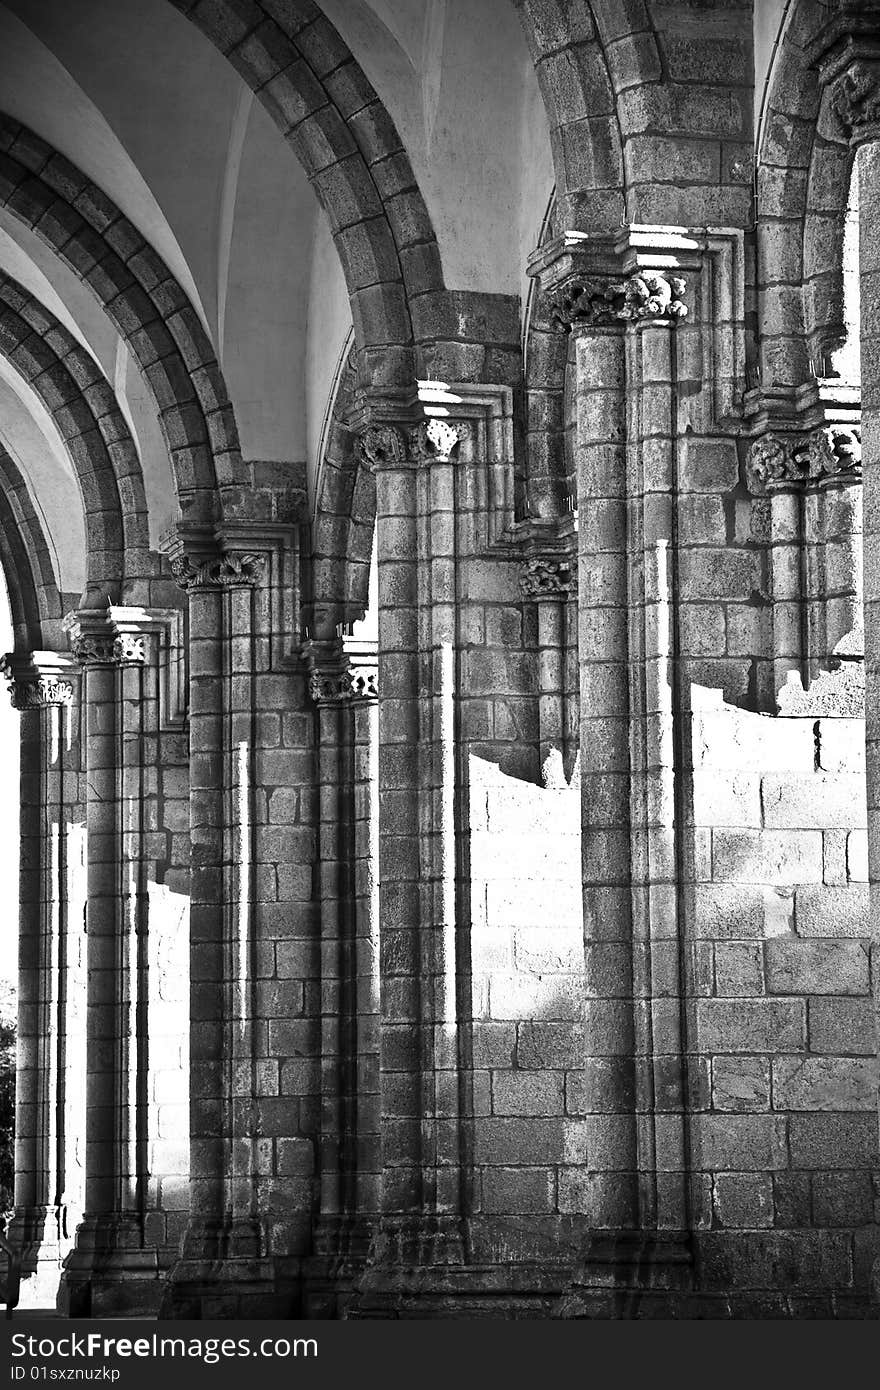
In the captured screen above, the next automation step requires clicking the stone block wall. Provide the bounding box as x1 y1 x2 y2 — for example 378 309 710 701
467 753 588 1263
687 688 879 1302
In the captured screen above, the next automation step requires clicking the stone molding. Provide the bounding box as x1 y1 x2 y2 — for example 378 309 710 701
409 418 469 461
829 58 880 134
68 633 148 666
304 637 378 706
355 419 470 469
546 270 687 332
744 425 861 494
810 6 880 141
309 666 378 704
519 555 576 599
0 652 78 709
169 549 267 590
354 423 406 471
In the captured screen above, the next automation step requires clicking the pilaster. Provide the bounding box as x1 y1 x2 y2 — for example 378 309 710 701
160 516 309 1320
302 635 379 1315
57 606 176 1316
1 653 84 1306
528 228 699 1313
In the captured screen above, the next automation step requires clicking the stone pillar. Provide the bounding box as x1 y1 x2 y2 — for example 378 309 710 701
743 424 863 696
809 427 863 668
344 414 471 1313
161 520 307 1319
530 236 695 1311
519 547 577 778
303 636 379 1315
57 611 166 1316
813 28 880 1258
1 653 84 1305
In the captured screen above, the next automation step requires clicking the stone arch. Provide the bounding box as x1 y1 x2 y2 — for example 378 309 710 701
755 0 852 387
0 114 241 518
172 0 446 384
0 444 65 651
522 192 571 520
756 0 864 393
311 339 375 640
0 273 151 600
516 0 754 230
512 0 626 229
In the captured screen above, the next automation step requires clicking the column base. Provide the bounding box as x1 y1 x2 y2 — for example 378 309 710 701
159 1218 301 1318
159 1256 302 1319
57 1215 162 1317
554 1230 694 1318
344 1215 564 1318
302 1216 375 1318
9 1207 75 1308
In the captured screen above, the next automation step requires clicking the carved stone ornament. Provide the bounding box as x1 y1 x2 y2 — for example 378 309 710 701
170 549 267 590
623 272 688 322
409 419 470 462
70 634 119 665
830 60 880 135
519 556 576 599
744 434 796 493
355 425 405 472
309 667 378 704
806 425 861 481
113 633 147 664
547 271 687 331
0 666 74 710
744 426 861 494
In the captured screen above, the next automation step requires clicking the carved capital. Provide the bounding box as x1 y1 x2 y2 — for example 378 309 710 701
309 666 378 704
112 633 147 664
12 677 74 710
807 424 862 481
170 549 266 591
519 556 576 599
0 653 77 710
829 58 880 137
547 271 687 332
546 276 626 330
69 633 118 666
354 424 406 472
409 419 469 462
622 271 688 322
744 426 862 494
0 669 74 709
744 434 800 494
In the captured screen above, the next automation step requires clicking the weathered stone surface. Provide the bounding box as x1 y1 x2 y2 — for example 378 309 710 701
697 999 805 1053
765 941 870 996
772 1057 878 1112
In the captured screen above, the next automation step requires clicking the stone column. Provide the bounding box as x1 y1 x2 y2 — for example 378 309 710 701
346 415 471 1312
57 612 162 1316
530 238 695 1311
303 636 379 1315
161 521 307 1319
809 426 863 668
813 22 880 1193
1 653 84 1305
519 549 577 777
